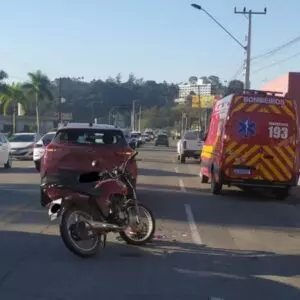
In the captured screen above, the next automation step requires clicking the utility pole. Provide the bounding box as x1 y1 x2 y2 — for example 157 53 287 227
131 100 137 131
138 105 142 132
197 84 201 131
58 77 62 125
234 7 267 89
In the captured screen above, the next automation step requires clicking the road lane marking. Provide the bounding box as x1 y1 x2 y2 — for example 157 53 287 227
184 204 202 245
178 179 186 192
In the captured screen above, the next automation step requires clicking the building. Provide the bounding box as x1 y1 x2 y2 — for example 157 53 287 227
175 78 211 104
0 115 56 133
260 72 300 117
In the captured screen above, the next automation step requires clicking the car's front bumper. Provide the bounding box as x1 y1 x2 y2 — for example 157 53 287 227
11 148 33 160
182 150 201 157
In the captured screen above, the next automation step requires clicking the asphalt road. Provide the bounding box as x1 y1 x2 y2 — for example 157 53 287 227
1 142 300 300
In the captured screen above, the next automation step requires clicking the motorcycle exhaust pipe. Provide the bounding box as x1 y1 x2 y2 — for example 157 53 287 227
90 221 125 232
48 199 63 221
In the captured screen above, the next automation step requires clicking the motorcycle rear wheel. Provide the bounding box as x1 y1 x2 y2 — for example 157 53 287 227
60 206 101 258
119 203 155 245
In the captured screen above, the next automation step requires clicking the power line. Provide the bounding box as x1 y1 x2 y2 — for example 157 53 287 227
252 50 300 73
231 63 245 80
252 35 300 61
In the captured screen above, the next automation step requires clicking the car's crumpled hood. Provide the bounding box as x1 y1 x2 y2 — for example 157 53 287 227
10 142 33 149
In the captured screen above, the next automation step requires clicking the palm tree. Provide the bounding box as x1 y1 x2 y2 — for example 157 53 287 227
22 70 53 133
0 83 28 134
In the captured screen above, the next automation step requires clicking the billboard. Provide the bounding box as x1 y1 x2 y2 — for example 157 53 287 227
191 95 218 108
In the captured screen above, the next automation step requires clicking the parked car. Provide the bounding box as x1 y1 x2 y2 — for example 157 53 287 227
33 131 56 171
9 133 42 160
0 133 12 168
155 134 169 147
131 132 142 147
142 133 150 143
40 123 137 207
177 130 204 163
145 130 154 140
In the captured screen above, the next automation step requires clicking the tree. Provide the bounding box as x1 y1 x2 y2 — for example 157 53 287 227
200 76 210 84
22 70 53 132
0 83 28 133
0 70 8 93
225 80 244 95
208 75 224 95
189 76 198 84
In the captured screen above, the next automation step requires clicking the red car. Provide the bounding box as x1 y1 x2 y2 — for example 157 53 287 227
40 123 137 206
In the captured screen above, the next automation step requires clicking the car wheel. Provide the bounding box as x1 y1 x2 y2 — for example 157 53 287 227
35 160 41 172
4 153 12 169
211 169 222 195
274 187 289 201
180 155 186 164
199 171 209 183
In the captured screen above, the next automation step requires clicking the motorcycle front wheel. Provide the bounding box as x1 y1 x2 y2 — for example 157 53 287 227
60 206 101 258
119 203 155 245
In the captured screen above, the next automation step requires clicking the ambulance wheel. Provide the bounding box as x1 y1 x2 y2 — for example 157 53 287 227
180 155 186 164
199 172 209 184
274 187 289 201
211 170 222 195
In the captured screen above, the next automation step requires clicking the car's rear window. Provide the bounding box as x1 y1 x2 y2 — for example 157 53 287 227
157 135 167 140
54 129 127 146
184 131 200 140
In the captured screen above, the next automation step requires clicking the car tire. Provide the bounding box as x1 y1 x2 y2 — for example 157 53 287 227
180 155 186 164
4 154 12 169
199 171 209 184
274 187 289 201
211 169 222 195
35 160 41 172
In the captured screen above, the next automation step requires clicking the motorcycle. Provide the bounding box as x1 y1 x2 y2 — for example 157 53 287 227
42 151 155 258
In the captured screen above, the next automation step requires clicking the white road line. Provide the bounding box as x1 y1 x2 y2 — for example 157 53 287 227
178 179 186 192
184 203 202 245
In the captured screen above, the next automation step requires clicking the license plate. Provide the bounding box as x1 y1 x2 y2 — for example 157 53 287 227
234 168 251 175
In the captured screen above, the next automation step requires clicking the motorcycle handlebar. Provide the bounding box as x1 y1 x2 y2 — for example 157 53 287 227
121 151 138 172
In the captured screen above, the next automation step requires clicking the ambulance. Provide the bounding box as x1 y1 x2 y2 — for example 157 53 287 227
199 90 299 200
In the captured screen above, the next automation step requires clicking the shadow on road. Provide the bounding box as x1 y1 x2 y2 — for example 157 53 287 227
1 181 299 230
137 186 300 230
0 229 299 299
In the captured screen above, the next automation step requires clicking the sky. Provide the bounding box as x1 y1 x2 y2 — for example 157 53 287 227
1 0 300 89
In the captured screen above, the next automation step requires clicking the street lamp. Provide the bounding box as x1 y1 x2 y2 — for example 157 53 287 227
109 106 120 125
191 4 250 88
